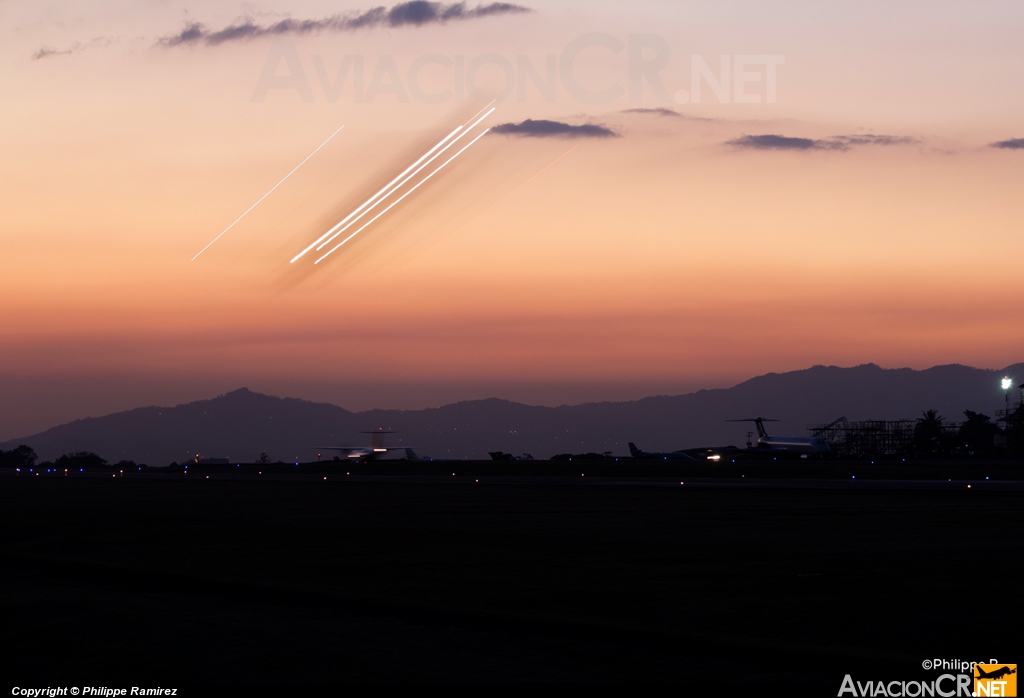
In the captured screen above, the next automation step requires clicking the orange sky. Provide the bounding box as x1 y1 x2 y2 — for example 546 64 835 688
1 1 1023 437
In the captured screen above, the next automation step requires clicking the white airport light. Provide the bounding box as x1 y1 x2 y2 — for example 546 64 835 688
1001 377 1012 390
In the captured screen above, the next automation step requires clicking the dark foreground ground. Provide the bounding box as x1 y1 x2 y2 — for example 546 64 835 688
2 472 1021 687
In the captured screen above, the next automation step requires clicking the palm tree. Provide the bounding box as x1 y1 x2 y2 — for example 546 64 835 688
914 409 945 455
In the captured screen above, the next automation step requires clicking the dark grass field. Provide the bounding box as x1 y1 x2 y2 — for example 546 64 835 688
2 472 1021 685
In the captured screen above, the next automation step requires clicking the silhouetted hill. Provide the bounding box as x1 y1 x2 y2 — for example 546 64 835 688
3 363 1021 465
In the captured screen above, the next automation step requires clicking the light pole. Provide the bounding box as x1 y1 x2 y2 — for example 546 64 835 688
1002 377 1013 429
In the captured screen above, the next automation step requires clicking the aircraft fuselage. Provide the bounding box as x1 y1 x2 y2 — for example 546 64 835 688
758 436 830 454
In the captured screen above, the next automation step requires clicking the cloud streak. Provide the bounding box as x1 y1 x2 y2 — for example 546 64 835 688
619 107 714 121
160 2 532 47
621 107 684 118
833 134 919 147
492 119 617 138
727 133 919 152
34 46 75 60
990 138 1024 150
32 36 115 60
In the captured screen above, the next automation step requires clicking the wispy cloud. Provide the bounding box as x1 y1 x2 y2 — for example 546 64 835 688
159 2 532 47
727 133 918 152
621 107 683 118
492 119 617 138
33 45 75 60
32 36 115 60
832 134 919 147
990 137 1024 150
619 107 714 121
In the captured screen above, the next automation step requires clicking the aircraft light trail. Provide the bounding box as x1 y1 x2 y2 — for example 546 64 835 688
191 123 344 262
309 107 496 255
290 101 497 264
289 124 466 264
314 128 491 265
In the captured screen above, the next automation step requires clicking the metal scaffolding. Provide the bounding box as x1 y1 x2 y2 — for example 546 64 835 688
807 417 959 458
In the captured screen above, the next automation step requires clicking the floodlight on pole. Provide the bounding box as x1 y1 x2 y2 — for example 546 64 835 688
1002 377 1013 430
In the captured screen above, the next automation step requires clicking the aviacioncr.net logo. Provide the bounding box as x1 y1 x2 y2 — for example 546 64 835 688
838 674 972 697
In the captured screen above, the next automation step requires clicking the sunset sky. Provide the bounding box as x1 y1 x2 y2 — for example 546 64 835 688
2 0 1023 438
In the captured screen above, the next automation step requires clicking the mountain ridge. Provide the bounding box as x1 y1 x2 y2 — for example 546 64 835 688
5 362 1021 464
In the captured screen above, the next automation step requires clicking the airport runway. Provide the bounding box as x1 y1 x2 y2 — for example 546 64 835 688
4 467 1021 683
7 468 1024 490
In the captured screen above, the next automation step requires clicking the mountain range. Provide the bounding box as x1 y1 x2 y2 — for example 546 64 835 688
4 362 1021 465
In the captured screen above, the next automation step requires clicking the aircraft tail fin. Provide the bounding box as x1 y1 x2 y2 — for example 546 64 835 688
727 418 778 439
753 418 768 439
628 442 641 457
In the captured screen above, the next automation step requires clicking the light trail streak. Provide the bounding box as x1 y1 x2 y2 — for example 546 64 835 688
310 107 495 254
289 124 464 264
292 105 497 264
465 98 496 124
396 145 579 271
314 128 491 265
191 124 344 261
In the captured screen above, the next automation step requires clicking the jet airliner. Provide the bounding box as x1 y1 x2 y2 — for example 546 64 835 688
317 430 421 462
728 418 830 455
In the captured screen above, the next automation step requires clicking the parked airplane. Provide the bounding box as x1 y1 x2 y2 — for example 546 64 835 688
318 430 421 462
489 452 535 461
628 443 695 460
728 418 830 455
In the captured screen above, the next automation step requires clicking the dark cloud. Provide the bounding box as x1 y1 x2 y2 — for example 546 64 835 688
727 134 843 151
727 133 918 152
206 22 265 44
492 119 618 138
163 22 207 46
159 2 531 47
990 138 1024 150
